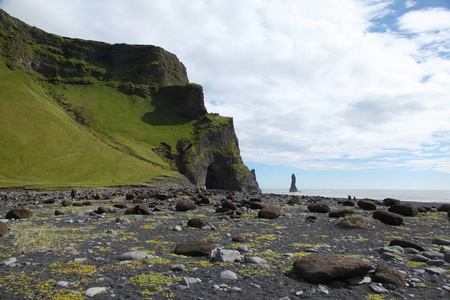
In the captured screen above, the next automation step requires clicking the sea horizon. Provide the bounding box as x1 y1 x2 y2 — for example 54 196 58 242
262 188 450 204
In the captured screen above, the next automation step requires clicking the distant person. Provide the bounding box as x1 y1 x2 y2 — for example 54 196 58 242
353 196 356 201
71 188 76 200
348 195 351 201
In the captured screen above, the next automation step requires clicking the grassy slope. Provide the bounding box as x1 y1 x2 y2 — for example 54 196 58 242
0 62 182 188
44 82 198 165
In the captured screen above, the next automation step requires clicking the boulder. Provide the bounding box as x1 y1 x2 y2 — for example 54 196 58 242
118 251 151 261
187 218 207 228
173 240 215 256
61 200 73 207
341 200 355 207
357 199 377 210
287 195 303 206
5 208 33 219
373 210 403 226
54 210 64 216
292 254 371 283
114 203 128 209
247 199 266 209
221 200 238 211
125 193 137 200
175 199 197 212
258 205 281 219
388 239 425 251
307 203 330 213
95 207 111 214
373 265 405 288
437 204 450 212
0 221 7 237
388 205 418 217
335 215 373 229
383 198 401 207
329 209 356 218
232 235 246 242
125 204 151 215
41 198 56 204
210 249 242 262
82 201 92 206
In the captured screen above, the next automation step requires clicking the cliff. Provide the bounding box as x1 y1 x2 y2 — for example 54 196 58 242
0 9 260 192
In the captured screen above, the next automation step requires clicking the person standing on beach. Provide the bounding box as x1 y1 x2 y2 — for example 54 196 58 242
71 188 76 200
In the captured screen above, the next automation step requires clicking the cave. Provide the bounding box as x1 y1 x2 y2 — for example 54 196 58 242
205 164 223 190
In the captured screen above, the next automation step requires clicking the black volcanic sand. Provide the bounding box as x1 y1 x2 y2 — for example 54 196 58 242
0 188 449 299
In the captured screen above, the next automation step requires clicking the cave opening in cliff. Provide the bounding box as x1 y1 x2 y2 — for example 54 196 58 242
205 164 222 189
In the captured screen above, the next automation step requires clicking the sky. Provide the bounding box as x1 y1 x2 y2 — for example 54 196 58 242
1 0 450 190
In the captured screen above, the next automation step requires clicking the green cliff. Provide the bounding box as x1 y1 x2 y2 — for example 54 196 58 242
0 9 260 192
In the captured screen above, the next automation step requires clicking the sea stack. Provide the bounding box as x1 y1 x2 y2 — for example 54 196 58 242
289 173 299 192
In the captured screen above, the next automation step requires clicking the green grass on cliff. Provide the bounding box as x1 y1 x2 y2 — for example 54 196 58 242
0 62 183 188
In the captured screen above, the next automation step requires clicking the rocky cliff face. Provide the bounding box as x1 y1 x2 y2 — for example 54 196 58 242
0 9 188 92
0 9 261 192
175 115 261 193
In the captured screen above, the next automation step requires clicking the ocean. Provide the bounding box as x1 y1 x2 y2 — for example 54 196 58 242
262 189 450 204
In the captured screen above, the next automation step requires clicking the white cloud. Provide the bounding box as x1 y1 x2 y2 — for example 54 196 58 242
398 7 450 33
1 0 450 175
405 1 417 9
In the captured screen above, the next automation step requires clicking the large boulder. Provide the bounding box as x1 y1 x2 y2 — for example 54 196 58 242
357 199 377 210
125 204 151 215
437 204 450 212
383 198 401 207
173 240 215 256
0 221 7 237
292 254 371 283
5 208 33 219
258 205 281 219
175 199 197 212
373 265 405 288
187 218 207 228
210 248 242 262
373 210 403 226
307 203 330 213
329 209 356 218
388 239 425 252
388 205 418 217
221 200 238 211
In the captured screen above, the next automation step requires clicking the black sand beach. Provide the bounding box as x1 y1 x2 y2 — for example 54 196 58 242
0 187 449 299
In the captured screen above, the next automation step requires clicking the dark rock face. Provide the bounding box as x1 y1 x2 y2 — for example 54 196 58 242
388 205 418 217
373 265 405 288
357 199 377 210
258 205 281 219
289 173 298 192
5 208 33 219
0 10 188 90
175 118 261 193
0 221 7 237
308 203 330 213
187 218 207 228
292 254 371 283
173 240 215 256
373 210 403 226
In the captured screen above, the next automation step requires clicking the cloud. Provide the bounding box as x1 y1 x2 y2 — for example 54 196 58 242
1 0 450 175
398 7 450 33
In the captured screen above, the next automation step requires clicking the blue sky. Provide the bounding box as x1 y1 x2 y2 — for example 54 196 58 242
1 0 450 190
